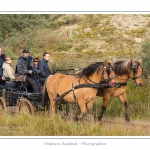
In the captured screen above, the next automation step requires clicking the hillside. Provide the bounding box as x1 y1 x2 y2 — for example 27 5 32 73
0 14 150 63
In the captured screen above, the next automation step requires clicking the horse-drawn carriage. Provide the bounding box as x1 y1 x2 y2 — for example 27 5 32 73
0 60 115 116
0 80 43 115
0 59 143 122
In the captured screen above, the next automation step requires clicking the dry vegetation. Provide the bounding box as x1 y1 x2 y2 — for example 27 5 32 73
0 80 150 136
1 14 150 62
1 14 150 136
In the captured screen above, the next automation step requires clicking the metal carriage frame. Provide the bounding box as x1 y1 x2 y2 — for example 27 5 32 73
0 82 43 115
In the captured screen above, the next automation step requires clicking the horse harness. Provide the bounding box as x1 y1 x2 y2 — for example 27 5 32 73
130 61 143 81
53 63 116 101
111 60 143 86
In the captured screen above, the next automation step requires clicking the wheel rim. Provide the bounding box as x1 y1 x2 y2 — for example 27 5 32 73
0 97 6 114
19 100 34 115
20 102 31 114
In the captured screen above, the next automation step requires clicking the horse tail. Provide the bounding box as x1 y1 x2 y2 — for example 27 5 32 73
42 80 50 107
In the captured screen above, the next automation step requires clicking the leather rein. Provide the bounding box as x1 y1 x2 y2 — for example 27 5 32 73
53 64 116 101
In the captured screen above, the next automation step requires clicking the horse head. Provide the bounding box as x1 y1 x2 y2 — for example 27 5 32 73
101 60 116 84
130 59 143 87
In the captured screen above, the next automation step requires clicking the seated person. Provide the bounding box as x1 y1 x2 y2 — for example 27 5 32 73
33 57 40 69
16 48 42 93
38 52 52 85
33 57 41 79
0 48 6 84
2 56 17 88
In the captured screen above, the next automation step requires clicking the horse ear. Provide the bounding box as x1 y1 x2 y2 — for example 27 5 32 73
131 59 136 65
104 60 108 66
108 60 112 64
139 59 142 64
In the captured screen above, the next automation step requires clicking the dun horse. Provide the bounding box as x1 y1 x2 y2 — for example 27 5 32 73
42 61 116 120
96 59 143 122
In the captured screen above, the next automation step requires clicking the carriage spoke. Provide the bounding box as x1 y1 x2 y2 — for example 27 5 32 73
19 99 35 115
0 97 6 115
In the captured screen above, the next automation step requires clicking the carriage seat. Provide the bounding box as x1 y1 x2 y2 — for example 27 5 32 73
0 77 35 94
0 78 6 85
17 81 34 93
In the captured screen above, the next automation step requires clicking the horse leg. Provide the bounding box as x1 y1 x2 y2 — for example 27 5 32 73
65 102 70 114
97 93 110 121
86 100 95 122
47 92 57 116
86 100 94 114
58 100 70 115
119 93 130 122
76 99 87 121
50 100 57 115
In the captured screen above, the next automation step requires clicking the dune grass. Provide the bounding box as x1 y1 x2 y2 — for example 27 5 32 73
0 79 150 136
0 112 150 136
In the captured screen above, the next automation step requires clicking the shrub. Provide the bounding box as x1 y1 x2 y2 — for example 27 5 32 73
141 40 150 76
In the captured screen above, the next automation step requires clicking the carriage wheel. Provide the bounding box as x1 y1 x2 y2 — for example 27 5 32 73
0 97 6 115
19 99 35 115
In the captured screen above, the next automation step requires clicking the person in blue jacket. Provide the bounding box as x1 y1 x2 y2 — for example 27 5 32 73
16 48 41 93
38 52 52 85
0 48 6 84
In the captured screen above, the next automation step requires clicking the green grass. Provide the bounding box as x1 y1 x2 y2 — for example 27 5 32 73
0 111 150 136
0 79 150 136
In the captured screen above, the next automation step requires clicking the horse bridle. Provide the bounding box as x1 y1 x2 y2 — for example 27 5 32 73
70 63 116 101
130 61 143 81
101 63 116 83
80 63 115 84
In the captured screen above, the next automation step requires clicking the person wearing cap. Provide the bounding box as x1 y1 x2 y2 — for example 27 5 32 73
38 52 52 85
15 48 41 93
0 48 6 84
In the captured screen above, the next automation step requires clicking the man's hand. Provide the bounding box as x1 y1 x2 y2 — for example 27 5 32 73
2 76 5 80
36 70 40 74
29 70 33 74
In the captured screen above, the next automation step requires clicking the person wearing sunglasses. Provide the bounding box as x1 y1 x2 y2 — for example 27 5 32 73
33 57 41 79
33 57 40 69
2 56 17 88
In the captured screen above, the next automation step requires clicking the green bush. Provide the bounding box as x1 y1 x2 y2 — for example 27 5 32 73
55 42 72 51
141 40 150 76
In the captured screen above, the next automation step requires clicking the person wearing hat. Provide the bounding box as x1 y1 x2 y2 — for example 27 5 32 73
15 48 41 93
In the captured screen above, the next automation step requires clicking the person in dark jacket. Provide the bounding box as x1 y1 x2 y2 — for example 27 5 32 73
38 52 52 85
0 48 6 84
33 57 40 69
33 57 40 80
16 48 41 93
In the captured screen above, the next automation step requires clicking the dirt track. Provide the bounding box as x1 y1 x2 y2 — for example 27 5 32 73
96 117 150 135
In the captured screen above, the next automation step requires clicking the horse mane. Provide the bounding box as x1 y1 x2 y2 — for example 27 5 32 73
76 62 103 78
113 60 132 76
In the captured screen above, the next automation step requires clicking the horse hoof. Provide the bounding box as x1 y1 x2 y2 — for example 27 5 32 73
94 117 99 122
125 116 130 122
97 116 103 122
94 116 102 122
75 114 83 121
